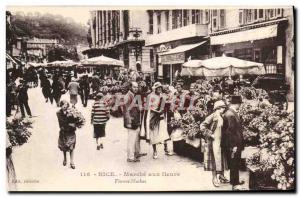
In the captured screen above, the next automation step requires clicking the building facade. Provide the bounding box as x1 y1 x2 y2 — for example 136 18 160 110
87 10 152 72
26 37 59 62
86 7 294 100
208 7 294 101
145 9 210 84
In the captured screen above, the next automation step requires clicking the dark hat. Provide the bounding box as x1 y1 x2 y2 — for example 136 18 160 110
230 95 243 104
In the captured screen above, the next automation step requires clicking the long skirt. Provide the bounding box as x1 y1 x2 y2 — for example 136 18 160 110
58 130 76 152
203 139 227 171
147 111 169 145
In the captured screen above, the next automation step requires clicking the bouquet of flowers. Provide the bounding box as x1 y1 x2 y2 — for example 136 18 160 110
169 117 182 130
6 117 33 146
65 107 86 128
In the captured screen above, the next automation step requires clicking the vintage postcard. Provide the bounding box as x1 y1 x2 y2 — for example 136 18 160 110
6 6 295 191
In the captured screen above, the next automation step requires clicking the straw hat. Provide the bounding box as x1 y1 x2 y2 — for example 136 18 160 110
152 82 162 90
213 100 227 111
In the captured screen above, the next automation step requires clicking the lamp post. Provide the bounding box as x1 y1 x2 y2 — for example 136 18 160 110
129 27 142 61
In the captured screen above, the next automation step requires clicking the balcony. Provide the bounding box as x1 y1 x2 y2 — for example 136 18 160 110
145 24 208 46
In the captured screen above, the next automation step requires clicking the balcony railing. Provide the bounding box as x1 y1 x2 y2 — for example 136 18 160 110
145 24 208 46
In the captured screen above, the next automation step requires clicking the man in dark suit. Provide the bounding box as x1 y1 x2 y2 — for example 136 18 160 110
79 75 90 107
17 79 32 118
222 95 245 190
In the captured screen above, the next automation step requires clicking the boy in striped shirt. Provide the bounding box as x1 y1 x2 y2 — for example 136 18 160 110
91 93 110 150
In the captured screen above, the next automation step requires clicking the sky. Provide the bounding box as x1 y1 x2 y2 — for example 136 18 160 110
7 6 95 26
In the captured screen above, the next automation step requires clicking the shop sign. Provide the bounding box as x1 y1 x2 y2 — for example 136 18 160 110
161 52 185 64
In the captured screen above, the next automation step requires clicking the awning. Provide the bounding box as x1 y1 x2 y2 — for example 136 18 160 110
181 56 266 77
161 41 207 56
160 41 206 65
211 24 278 45
80 55 124 67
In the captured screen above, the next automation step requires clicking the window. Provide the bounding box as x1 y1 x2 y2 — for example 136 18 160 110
157 13 161 33
103 11 106 43
191 10 196 24
172 10 177 29
148 11 153 34
239 9 244 25
177 10 182 28
199 10 203 24
107 11 111 42
99 11 103 43
212 10 218 30
165 11 169 31
254 9 258 22
276 9 282 18
205 10 210 23
246 9 253 24
265 64 277 74
195 10 200 24
183 10 188 26
269 9 275 19
219 9 226 28
258 9 264 20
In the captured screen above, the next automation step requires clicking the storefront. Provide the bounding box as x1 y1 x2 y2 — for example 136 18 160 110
155 40 209 84
210 18 288 75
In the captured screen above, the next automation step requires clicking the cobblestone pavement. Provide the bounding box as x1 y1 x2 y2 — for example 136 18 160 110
10 86 249 191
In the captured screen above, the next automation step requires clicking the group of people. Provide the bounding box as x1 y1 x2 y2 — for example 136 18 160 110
7 65 246 190
120 79 245 190
6 76 32 118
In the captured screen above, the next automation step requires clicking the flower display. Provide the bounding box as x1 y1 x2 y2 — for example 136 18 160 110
6 117 33 146
246 110 294 190
65 107 86 128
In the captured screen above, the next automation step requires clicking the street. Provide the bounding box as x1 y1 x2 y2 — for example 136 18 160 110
11 87 248 191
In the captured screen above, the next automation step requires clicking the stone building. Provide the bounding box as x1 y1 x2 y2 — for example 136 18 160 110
209 7 294 101
86 9 152 72
145 9 210 84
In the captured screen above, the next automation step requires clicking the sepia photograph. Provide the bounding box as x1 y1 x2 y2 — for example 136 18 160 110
5 5 295 192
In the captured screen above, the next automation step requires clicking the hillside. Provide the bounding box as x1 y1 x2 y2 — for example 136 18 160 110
10 11 88 46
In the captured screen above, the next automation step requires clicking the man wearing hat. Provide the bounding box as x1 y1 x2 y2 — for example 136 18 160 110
16 79 32 118
222 95 245 190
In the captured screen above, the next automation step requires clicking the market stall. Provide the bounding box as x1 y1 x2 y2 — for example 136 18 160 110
80 55 124 78
181 56 266 77
47 60 79 67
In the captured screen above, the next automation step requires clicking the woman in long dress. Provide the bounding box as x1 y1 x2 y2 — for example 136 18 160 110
200 100 229 187
145 82 169 159
56 100 76 169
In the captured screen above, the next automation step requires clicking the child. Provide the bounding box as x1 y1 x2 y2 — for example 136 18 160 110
91 93 110 150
